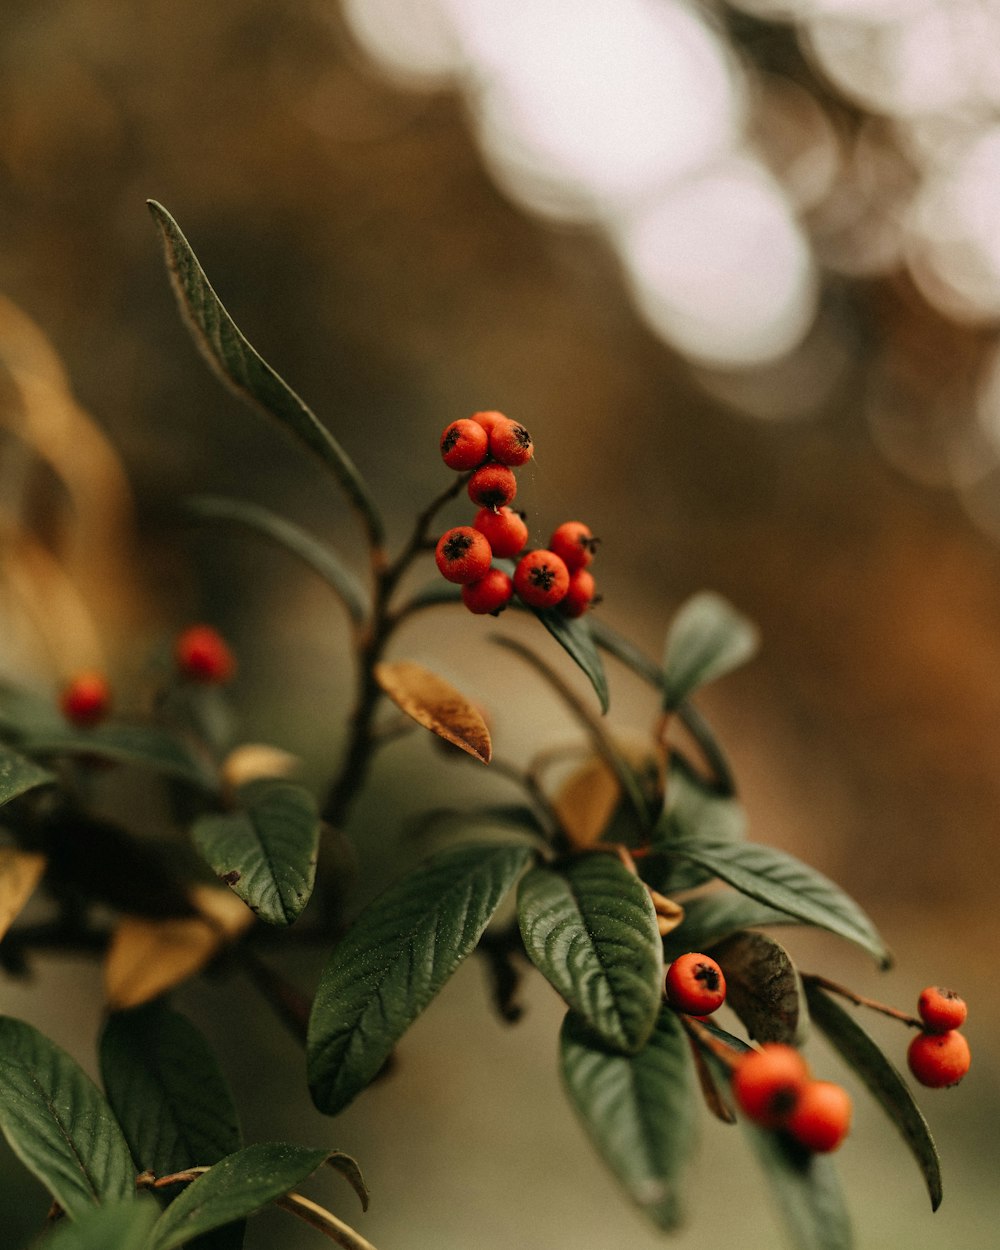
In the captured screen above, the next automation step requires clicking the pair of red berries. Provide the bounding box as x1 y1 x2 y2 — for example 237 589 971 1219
59 625 236 727
907 986 970 1088
732 1044 852 1154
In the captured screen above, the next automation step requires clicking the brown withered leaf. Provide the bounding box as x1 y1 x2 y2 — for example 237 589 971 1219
554 735 667 850
221 743 300 792
0 849 46 941
373 661 491 763
103 886 254 1010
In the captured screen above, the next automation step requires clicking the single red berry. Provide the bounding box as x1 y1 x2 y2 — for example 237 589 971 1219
907 1029 971 1088
175 625 236 684
60 672 111 727
469 409 508 435
561 567 597 619
440 419 489 471
785 1080 852 1153
513 549 570 609
549 521 599 572
473 506 529 559
468 464 517 510
462 569 514 615
917 986 967 1033
488 418 534 467
435 527 493 585
665 952 727 1015
731 1043 809 1128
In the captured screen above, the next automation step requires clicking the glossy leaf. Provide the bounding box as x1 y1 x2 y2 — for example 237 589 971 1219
186 495 368 624
148 201 384 546
45 1198 160 1249
518 855 663 1053
100 1002 242 1178
805 982 942 1210
373 661 491 763
710 931 807 1046
308 842 531 1116
191 780 320 925
0 1017 136 1217
663 891 800 961
671 841 892 969
148 1143 334 1250
0 848 46 941
0 744 54 806
531 609 609 714
19 722 215 790
560 1005 696 1230
661 592 760 710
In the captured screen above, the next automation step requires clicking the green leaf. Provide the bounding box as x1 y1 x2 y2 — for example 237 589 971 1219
148 201 384 547
308 842 531 1116
185 495 368 625
589 618 663 689
661 592 760 710
518 856 663 1053
560 1005 696 1230
45 1197 160 1249
148 1143 333 1250
531 609 609 714
671 841 892 969
0 1017 136 1217
710 931 808 1046
100 1002 242 1179
19 722 216 790
663 891 801 961
0 744 54 807
804 982 942 1211
642 761 746 892
191 780 320 925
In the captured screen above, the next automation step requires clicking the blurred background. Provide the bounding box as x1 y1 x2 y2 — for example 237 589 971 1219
1 0 999 1245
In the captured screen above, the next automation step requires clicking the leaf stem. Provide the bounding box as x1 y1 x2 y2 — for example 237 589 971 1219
276 1192 380 1249
800 973 921 1027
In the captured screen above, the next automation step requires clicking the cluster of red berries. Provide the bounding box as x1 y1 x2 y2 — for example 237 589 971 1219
59 625 236 727
732 1044 852 1154
435 411 599 617
907 986 971 1088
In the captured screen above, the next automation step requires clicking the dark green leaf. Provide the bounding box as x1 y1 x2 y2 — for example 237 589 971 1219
308 842 532 1116
148 1143 333 1250
148 201 384 547
185 495 368 625
518 856 663 1053
19 723 216 790
0 744 54 807
804 982 942 1210
661 592 760 710
100 1002 242 1179
663 891 801 961
710 931 807 1046
560 1005 696 1230
45 1197 160 1249
671 841 892 969
191 780 320 925
531 609 609 714
642 761 746 892
0 1017 135 1217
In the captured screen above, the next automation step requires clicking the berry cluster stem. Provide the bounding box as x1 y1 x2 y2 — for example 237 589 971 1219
680 1015 742 1070
802 973 922 1027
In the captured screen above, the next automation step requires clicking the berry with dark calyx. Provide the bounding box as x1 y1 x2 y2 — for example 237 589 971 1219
435 527 493 585
917 986 967 1033
468 464 517 510
907 1029 971 1088
469 409 508 435
175 625 237 684
513 549 570 609
732 1043 809 1128
462 568 514 615
60 671 111 727
473 506 529 559
550 521 599 572
440 419 489 471
488 418 534 467
785 1080 852 1153
560 567 597 619
665 952 726 1015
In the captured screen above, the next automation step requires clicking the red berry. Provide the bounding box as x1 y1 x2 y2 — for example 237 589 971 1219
513 549 570 609
917 986 967 1033
488 418 534 467
785 1080 852 1153
435 527 493 585
907 1030 971 1088
665 953 726 1015
440 419 489 471
462 569 514 615
469 409 508 435
561 568 596 619
175 625 236 684
550 521 598 572
60 672 111 727
732 1044 809 1128
473 506 529 559
468 464 517 510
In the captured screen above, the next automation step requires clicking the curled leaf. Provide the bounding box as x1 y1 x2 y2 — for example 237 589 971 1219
710 930 807 1046
373 661 491 763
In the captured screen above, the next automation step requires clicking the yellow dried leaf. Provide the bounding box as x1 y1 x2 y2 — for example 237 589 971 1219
554 735 667 850
0 849 46 941
373 661 491 763
221 743 300 792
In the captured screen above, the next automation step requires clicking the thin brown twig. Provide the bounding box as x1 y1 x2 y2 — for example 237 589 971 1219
275 1192 380 1249
801 973 922 1027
